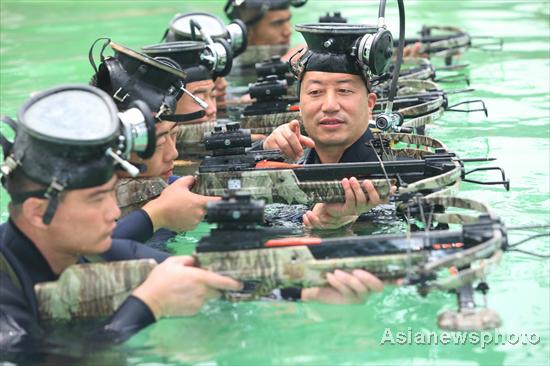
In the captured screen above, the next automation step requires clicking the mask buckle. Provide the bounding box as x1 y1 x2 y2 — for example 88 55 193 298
113 87 129 103
0 155 19 177
42 178 66 225
44 178 65 199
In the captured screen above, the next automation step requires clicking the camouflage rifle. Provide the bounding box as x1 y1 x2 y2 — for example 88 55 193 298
35 259 157 320
395 25 503 66
373 57 471 87
194 192 508 331
33 192 549 331
373 86 489 133
191 123 510 206
115 177 168 216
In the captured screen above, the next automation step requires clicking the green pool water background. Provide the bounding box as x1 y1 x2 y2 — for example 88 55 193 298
0 1 549 365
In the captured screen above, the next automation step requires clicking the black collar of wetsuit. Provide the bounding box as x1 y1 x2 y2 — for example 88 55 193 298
303 128 377 164
2 220 58 285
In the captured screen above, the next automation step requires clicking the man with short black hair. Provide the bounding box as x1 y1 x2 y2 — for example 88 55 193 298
0 85 242 352
225 0 307 68
261 23 396 229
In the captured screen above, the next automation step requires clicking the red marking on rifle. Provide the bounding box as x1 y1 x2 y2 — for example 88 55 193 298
288 105 300 111
449 266 458 276
255 160 302 169
433 242 464 250
265 238 322 247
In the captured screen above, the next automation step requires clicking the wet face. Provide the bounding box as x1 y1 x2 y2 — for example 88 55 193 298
47 176 120 255
132 121 179 181
175 79 217 124
299 71 377 150
248 9 292 46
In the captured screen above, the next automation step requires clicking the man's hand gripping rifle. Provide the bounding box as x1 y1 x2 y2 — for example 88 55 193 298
195 191 511 331
191 124 510 205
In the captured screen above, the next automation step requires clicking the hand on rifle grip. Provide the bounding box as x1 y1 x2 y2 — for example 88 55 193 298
303 178 396 230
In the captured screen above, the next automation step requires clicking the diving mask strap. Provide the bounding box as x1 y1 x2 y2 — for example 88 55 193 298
111 61 149 104
0 116 17 158
42 179 66 225
89 38 112 74
162 110 206 124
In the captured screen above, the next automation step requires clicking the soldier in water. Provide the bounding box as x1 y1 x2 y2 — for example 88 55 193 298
256 23 399 229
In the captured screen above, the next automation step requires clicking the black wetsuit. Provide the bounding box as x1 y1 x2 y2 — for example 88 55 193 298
0 217 169 354
113 176 180 250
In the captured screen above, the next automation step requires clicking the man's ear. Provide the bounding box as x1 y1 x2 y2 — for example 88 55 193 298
367 92 377 111
21 198 49 229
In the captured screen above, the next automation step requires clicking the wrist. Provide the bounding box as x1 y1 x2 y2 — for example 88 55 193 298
132 283 162 320
142 199 164 232
301 287 319 302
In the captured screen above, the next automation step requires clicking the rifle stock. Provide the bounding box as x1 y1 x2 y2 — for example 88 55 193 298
35 259 157 320
192 169 395 204
196 246 426 295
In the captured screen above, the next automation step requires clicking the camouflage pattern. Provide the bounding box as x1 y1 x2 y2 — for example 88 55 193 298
400 161 461 194
176 113 302 160
397 96 445 117
240 111 301 135
197 246 427 295
177 121 216 159
373 58 437 94
434 251 502 291
231 44 290 71
423 35 471 59
192 169 394 204
373 96 445 131
173 159 201 177
401 107 445 129
381 132 447 149
423 179 462 200
116 177 168 216
396 79 440 95
398 58 436 80
425 196 491 225
197 196 504 300
35 259 157 320
194 132 464 204
378 133 462 194
438 308 502 331
418 26 471 59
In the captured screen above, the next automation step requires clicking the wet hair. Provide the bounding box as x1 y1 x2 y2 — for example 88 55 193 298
5 168 46 216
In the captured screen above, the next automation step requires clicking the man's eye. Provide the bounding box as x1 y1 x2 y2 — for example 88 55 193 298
338 89 353 94
308 90 322 96
89 193 106 203
157 136 166 146
156 136 167 147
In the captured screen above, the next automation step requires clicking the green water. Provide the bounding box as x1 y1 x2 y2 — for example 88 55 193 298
1 1 549 365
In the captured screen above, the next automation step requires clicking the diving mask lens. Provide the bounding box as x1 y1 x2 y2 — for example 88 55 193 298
20 88 118 144
171 13 226 39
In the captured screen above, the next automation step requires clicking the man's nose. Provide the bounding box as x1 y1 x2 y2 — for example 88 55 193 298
106 193 121 222
206 95 217 120
321 90 340 114
283 21 292 37
165 134 179 162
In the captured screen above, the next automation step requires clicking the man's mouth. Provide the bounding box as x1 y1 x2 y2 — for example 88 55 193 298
161 167 173 177
319 118 345 126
